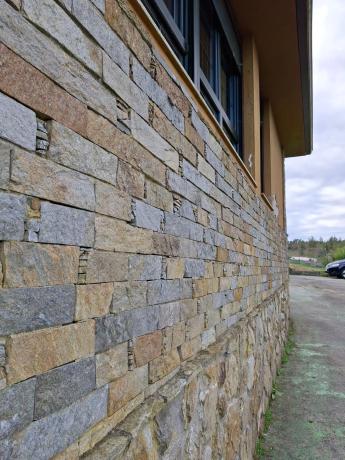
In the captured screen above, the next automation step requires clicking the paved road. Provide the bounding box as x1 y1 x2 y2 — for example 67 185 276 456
263 275 345 460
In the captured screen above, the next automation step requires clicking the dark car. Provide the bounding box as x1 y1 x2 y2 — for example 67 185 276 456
325 259 345 278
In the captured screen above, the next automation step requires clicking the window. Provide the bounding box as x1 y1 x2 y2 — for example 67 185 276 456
143 0 192 72
143 0 243 157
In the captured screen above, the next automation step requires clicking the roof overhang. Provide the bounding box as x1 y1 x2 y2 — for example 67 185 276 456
230 0 313 157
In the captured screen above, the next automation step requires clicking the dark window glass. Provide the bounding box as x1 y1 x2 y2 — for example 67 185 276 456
144 0 242 156
200 1 214 85
163 0 174 15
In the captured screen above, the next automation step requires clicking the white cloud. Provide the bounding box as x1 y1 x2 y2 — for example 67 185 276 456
285 0 345 240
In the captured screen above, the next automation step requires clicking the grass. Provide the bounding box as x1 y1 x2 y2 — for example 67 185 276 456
289 262 324 272
289 262 327 277
254 327 295 459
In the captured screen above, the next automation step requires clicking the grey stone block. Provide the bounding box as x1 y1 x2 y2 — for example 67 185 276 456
178 200 196 222
95 306 159 352
0 285 75 335
22 0 102 75
133 200 163 232
164 213 203 242
73 0 129 74
39 202 95 247
204 228 216 246
0 1 117 123
0 92 36 151
147 279 191 305
6 387 107 460
184 259 205 278
128 255 162 280
0 345 5 366
190 109 208 141
132 58 184 133
102 53 148 120
154 393 185 459
0 141 11 190
34 358 96 419
111 281 148 313
205 145 224 177
196 242 216 260
158 301 181 329
0 192 26 241
167 171 200 205
0 378 36 440
182 160 211 195
48 121 118 185
90 0 105 13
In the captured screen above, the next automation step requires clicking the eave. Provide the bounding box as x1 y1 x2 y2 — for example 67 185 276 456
230 0 313 157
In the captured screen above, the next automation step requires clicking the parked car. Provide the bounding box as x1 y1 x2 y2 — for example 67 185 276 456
325 259 345 278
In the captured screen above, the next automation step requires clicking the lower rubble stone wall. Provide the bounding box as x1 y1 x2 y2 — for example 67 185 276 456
81 286 289 460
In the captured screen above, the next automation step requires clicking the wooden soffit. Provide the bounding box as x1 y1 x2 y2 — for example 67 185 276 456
230 0 313 156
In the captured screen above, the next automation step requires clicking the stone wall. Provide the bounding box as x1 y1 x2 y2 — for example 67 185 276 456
0 1 289 459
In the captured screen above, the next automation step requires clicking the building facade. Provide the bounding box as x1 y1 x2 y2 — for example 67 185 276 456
0 0 312 458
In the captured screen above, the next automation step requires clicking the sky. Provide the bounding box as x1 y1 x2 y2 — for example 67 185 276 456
285 0 345 240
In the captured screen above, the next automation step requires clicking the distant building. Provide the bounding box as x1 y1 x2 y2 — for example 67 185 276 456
290 256 318 264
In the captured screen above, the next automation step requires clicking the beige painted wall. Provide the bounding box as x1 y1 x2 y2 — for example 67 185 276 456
262 102 285 228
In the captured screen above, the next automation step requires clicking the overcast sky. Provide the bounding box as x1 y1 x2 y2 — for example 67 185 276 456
285 0 345 240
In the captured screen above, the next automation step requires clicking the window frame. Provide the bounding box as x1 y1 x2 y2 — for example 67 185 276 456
142 0 242 157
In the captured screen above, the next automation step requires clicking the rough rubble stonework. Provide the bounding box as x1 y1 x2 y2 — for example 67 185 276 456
0 0 289 458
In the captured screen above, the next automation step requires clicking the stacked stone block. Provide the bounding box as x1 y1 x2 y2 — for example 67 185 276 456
0 1 289 458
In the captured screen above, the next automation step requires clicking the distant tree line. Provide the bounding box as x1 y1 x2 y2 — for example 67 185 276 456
288 236 345 265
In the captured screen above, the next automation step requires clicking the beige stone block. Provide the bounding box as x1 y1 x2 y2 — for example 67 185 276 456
86 251 128 283
185 119 204 153
6 321 95 384
219 276 231 292
75 283 113 321
52 443 79 460
178 336 201 361
108 366 148 415
197 154 215 183
131 112 179 173
2 241 79 288
171 322 186 348
9 150 95 211
86 110 166 185
234 288 243 301
179 298 198 321
0 367 6 390
146 180 174 212
133 331 162 367
193 278 219 298
186 314 205 340
204 262 214 278
116 161 145 199
217 247 229 262
96 342 128 387
166 258 184 279
95 181 132 221
95 215 154 253
105 0 152 71
206 309 220 328
196 208 209 227
149 349 180 383
221 302 241 319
